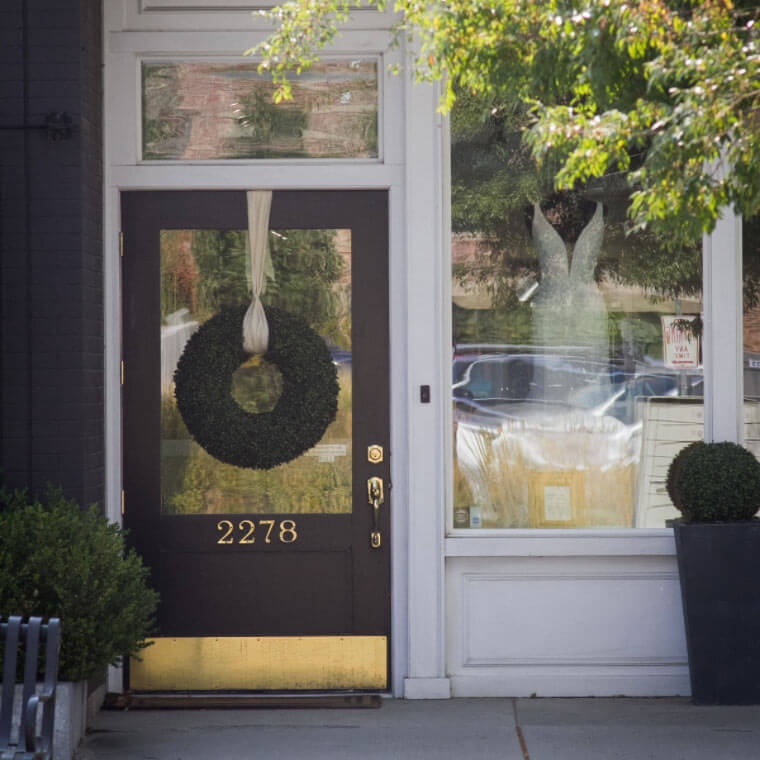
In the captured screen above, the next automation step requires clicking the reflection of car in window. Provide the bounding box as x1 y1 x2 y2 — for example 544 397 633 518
453 353 614 404
568 372 703 425
452 353 483 383
452 351 704 426
325 341 352 367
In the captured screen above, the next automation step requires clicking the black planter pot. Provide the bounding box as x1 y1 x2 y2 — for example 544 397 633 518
674 520 760 705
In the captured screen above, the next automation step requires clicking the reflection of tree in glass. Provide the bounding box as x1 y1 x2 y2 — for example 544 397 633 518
142 65 190 160
452 302 533 347
237 90 308 154
264 229 348 348
452 93 700 304
743 215 760 313
450 91 709 358
358 108 378 156
191 230 249 320
161 228 348 344
453 90 760 321
160 230 199 321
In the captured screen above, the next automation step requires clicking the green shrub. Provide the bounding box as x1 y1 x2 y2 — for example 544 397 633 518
665 441 702 520
0 486 159 681
666 442 760 523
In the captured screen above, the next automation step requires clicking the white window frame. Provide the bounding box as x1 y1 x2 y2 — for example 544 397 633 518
441 127 745 550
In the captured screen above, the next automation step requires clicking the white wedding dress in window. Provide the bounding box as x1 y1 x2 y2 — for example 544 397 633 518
530 201 609 398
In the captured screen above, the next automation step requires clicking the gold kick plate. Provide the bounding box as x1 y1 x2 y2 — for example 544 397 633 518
129 636 388 691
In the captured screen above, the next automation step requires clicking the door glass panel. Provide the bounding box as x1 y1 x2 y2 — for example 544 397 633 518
160 228 352 515
142 61 379 160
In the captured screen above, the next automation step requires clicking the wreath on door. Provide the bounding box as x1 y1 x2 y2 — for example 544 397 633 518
174 304 339 470
173 191 339 470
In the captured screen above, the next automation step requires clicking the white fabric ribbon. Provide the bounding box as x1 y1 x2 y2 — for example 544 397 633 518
242 190 273 355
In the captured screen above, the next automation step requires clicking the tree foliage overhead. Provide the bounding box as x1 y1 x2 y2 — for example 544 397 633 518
251 0 760 247
449 94 707 308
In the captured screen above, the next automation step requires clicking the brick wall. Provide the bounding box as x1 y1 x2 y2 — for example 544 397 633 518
0 0 104 507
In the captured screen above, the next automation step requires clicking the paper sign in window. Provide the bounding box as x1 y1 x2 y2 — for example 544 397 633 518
543 486 572 522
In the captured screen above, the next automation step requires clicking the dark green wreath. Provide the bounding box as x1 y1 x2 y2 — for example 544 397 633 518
174 304 339 469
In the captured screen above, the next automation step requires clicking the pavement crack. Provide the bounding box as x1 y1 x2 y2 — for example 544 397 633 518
511 699 531 760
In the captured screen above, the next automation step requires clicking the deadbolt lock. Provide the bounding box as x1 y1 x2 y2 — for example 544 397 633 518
367 445 384 464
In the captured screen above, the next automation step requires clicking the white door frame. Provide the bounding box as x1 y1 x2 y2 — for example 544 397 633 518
103 0 450 697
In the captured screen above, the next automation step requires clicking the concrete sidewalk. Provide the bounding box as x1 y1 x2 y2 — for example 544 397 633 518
75 697 760 760
72 698 760 760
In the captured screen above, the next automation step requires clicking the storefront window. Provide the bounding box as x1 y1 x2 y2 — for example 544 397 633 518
743 216 760 458
142 60 379 160
451 99 703 529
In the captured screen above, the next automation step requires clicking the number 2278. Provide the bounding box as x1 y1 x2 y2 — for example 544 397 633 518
216 519 297 545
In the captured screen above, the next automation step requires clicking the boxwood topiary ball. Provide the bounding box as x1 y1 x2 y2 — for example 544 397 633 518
673 441 760 522
665 441 702 520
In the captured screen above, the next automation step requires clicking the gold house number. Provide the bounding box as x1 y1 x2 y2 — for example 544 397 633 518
216 519 298 545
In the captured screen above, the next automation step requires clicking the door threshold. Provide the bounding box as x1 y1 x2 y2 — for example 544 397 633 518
104 692 385 710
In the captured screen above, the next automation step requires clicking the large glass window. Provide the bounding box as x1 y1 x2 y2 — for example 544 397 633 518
142 60 379 160
450 99 703 530
743 216 760 457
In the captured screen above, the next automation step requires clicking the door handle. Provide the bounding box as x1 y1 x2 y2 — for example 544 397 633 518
367 477 384 549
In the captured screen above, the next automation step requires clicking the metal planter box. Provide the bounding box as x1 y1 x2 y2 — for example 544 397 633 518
674 520 760 704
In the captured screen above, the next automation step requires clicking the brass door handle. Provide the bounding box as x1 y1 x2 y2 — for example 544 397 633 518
368 477 384 549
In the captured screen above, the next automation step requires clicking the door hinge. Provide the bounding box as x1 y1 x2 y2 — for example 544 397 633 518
121 489 125 516
120 231 124 258
121 360 125 385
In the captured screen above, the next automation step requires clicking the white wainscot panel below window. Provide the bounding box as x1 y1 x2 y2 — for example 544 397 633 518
446 556 689 698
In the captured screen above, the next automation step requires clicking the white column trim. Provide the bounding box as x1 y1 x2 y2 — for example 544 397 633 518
403 70 450 698
703 205 743 443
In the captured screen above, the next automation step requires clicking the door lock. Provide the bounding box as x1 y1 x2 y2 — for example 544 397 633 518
367 477 384 549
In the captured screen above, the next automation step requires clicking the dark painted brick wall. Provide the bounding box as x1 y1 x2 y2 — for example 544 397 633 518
1 0 104 508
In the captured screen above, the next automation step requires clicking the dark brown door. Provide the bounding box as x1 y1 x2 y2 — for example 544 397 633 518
121 190 390 690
